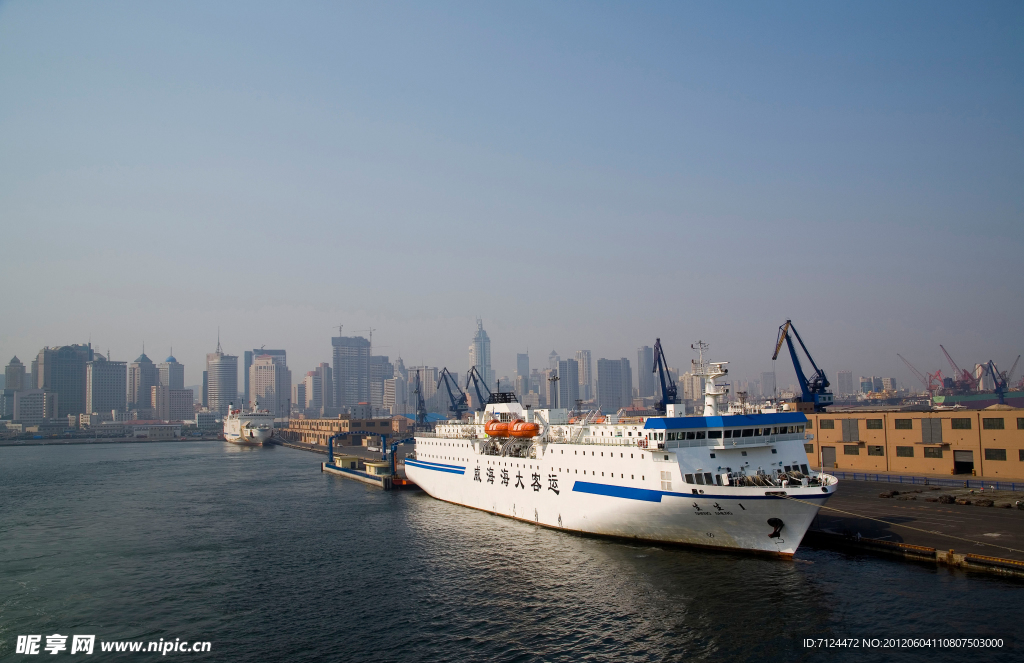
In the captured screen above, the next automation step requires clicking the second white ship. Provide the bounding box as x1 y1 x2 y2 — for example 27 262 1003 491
223 401 274 446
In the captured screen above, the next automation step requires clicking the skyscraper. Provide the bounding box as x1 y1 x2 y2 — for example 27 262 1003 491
836 370 854 397
249 353 291 417
597 358 632 413
86 355 126 415
575 350 592 401
369 355 394 414
206 340 238 416
333 336 370 412
244 349 286 406
158 353 184 390
35 344 93 417
469 319 494 390
760 371 776 399
516 353 530 382
558 359 580 412
128 351 159 411
5 356 26 392
548 350 560 371
637 345 655 398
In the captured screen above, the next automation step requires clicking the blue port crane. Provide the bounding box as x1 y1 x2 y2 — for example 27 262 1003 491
437 367 469 420
413 369 428 427
985 355 1020 405
465 366 492 411
652 338 680 414
772 320 834 411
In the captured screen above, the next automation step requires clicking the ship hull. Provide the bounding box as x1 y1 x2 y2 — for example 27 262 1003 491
406 444 835 556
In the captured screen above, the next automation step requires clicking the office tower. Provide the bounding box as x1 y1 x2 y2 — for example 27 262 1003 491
0 389 13 418
637 346 655 398
881 377 897 392
597 358 632 413
872 376 883 393
369 355 394 413
516 353 530 382
206 341 238 416
408 366 439 403
468 319 494 390
201 371 208 406
542 369 558 409
332 336 370 412
158 353 185 390
760 371 776 399
250 353 291 417
152 385 194 421
303 362 334 415
836 370 853 397
14 389 58 425
558 359 580 412
5 356 26 392
35 344 93 417
292 382 307 411
244 349 285 406
86 356 127 415
575 350 592 401
127 351 159 411
681 371 702 401
384 378 408 415
548 350 560 371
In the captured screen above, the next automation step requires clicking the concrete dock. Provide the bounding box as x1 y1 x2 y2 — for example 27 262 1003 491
806 477 1024 576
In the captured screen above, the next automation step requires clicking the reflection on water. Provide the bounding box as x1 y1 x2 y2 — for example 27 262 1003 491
0 442 1017 663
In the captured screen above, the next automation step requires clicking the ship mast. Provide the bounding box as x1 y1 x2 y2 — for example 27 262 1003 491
691 341 728 416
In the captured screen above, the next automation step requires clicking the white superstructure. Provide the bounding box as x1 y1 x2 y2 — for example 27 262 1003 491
223 401 274 446
406 348 837 556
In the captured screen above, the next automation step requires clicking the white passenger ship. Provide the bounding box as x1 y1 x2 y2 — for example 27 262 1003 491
405 348 837 556
223 401 274 446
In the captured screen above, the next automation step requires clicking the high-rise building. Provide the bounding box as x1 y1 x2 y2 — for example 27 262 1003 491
35 344 93 417
597 358 632 413
558 359 580 412
369 355 394 414
468 319 494 390
302 362 334 416
86 356 126 415
292 382 307 411
760 371 776 399
201 371 208 407
575 350 592 401
681 371 702 401
881 377 897 392
332 336 370 412
548 350 560 371
637 346 655 398
5 356 26 392
244 349 286 406
206 341 238 416
249 353 291 417
128 351 159 411
836 370 854 397
152 385 194 421
158 353 185 390
516 353 530 382
383 377 408 415
542 368 558 409
14 389 58 425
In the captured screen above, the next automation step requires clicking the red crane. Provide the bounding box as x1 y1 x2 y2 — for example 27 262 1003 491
898 354 943 396
939 345 978 392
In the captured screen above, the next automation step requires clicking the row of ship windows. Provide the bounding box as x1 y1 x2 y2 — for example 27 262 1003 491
651 426 806 441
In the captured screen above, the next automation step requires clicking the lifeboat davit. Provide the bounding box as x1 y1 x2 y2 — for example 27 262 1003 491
509 420 540 438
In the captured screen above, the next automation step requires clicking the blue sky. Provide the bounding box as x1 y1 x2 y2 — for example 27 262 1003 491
1 1 1021 389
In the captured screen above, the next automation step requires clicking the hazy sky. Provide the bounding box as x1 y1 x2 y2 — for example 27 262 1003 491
2 1 1021 391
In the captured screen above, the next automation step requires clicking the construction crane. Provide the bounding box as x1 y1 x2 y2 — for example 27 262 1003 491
436 367 468 420
413 369 428 427
465 366 492 411
939 345 979 392
652 338 679 414
985 356 1020 405
772 320 833 411
898 354 943 396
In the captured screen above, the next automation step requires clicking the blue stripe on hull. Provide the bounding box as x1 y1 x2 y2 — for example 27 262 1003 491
406 460 466 475
571 481 831 502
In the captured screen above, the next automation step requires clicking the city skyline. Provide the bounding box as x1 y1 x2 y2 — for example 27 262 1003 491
1 2 1021 397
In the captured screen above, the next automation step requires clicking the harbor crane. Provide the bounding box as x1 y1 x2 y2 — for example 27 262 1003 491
897 354 944 396
413 369 428 427
465 366 492 411
652 338 680 414
772 320 833 411
985 356 1020 405
939 345 979 392
437 367 469 420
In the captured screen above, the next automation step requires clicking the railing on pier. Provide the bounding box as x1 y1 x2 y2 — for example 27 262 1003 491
817 470 1023 492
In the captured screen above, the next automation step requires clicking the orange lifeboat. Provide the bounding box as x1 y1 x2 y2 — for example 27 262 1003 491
485 420 510 437
510 420 540 438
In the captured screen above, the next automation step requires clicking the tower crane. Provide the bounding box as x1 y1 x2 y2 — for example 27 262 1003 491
437 367 469 420
465 366 492 411
772 320 833 411
652 338 680 414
